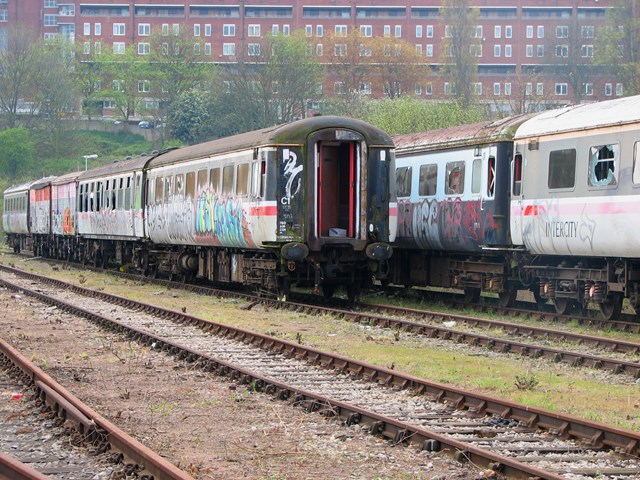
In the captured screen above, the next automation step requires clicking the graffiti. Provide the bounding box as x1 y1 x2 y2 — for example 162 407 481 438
397 198 500 252
282 149 302 204
146 195 196 244
195 190 255 248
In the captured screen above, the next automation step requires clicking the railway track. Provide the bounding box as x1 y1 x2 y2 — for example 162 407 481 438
1 265 639 479
0 335 194 480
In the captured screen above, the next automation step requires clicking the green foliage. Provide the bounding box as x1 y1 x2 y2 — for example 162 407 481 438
355 96 484 135
169 89 212 144
0 128 35 179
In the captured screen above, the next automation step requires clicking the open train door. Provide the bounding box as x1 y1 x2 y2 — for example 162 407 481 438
316 140 358 239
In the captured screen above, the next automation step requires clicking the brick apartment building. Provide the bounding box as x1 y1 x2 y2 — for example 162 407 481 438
0 0 622 112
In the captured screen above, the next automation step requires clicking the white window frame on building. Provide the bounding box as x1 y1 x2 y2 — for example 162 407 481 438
113 23 125 36
505 82 511 96
138 24 150 36
205 24 211 36
248 43 260 56
526 25 533 38
473 26 482 38
525 83 532 95
223 43 235 56
334 81 346 95
426 25 433 38
582 25 595 39
248 24 260 37
84 23 90 35
334 43 346 56
361 25 372 37
138 80 150 93
83 41 90 54
223 24 236 37
44 0 57 7
536 83 543 96
335 25 347 36
537 45 544 57
556 25 568 38
505 25 512 38
394 25 401 37
583 82 593 96
384 25 391 37
555 45 568 57
162 24 169 36
306 24 312 37
94 41 101 54
494 25 501 38
555 83 568 95
113 42 125 54
138 42 150 55
194 24 201 36
272 24 279 35
194 43 201 55
581 44 593 58
316 25 323 37
359 82 371 95
415 44 422 55
537 25 544 38
416 25 422 38
426 44 433 57
44 14 57 26
493 82 500 95
95 23 101 35
283 24 290 35
204 43 211 55
472 82 482 95
616 83 623 96
172 24 179 36
494 45 500 57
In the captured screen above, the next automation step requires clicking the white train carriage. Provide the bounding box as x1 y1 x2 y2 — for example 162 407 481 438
511 95 640 317
51 171 81 260
76 156 148 266
3 180 38 253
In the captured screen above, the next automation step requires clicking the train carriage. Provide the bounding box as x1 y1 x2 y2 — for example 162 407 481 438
3 180 39 253
144 115 396 298
76 156 149 267
29 177 58 257
511 95 640 318
51 171 80 260
389 116 530 306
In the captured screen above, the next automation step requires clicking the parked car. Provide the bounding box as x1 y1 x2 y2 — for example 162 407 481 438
138 121 154 129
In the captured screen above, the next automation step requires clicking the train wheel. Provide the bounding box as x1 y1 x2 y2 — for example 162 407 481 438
553 298 573 315
599 293 623 321
322 284 335 299
463 288 481 304
498 287 517 308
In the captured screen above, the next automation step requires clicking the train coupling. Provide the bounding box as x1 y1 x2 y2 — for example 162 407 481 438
365 242 393 261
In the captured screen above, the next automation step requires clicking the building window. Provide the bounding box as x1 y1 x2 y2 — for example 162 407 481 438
138 42 150 55
84 23 90 35
416 25 422 38
94 41 101 54
316 43 323 56
248 43 260 56
583 82 593 96
248 24 260 37
359 82 371 95
526 45 533 57
173 24 179 35
536 83 543 96
555 45 568 57
525 83 532 95
473 26 482 38
426 44 433 57
526 25 533 38
472 82 482 95
581 44 594 57
426 25 433 38
470 44 482 57
494 45 501 57
113 42 125 54
394 25 401 37
223 43 235 55
44 14 57 26
162 24 169 36
537 25 544 38
205 24 211 36
316 25 323 37
537 45 544 57
44 0 57 6
605 83 612 96
384 25 391 37
505 45 512 57
334 44 346 56
138 80 150 93
555 83 568 95
194 24 201 36
582 25 594 39
505 82 511 96
505 25 512 38
272 24 279 35
113 23 125 36
283 24 289 36
415 44 422 56
138 24 150 36
335 25 347 36
425 82 432 95
306 24 312 37
194 43 201 55
95 23 101 35
556 25 568 38
83 41 90 54
204 43 211 55
493 82 500 95
616 83 623 96
334 81 346 95
360 25 372 37
494 25 501 38
223 24 235 36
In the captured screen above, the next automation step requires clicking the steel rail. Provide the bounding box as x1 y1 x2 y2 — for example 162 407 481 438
0 336 195 480
2 271 640 478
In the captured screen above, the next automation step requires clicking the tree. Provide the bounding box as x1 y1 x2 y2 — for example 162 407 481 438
169 89 211 144
439 0 481 108
0 128 35 179
370 36 426 99
595 0 640 96
0 25 40 129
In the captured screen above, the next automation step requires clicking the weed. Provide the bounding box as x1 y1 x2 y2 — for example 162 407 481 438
514 373 539 391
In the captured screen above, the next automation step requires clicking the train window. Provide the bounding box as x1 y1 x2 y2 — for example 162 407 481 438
487 156 496 197
395 166 412 197
445 161 465 195
548 149 576 189
175 174 184 195
117 178 124 210
164 176 172 202
125 177 131 211
471 158 481 194
155 177 164 204
588 144 618 187
210 168 220 193
222 165 234 195
418 164 437 196
197 169 207 191
635 143 640 185
512 154 522 196
186 172 195 198
236 163 249 196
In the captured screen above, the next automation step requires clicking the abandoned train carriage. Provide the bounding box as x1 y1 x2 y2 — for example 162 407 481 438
143 115 396 298
389 115 532 307
511 96 640 319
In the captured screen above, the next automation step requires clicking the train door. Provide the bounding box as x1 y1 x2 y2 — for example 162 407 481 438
133 172 144 238
316 141 358 239
509 147 525 246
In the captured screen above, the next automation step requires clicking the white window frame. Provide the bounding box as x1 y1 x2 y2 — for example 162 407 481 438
361 25 372 37
95 23 101 35
426 25 433 38
138 42 150 55
205 24 211 36
113 23 125 36
416 25 422 38
113 42 125 54
138 23 150 36
248 24 260 37
194 24 201 36
223 24 236 37
248 43 260 56
555 83 568 95
223 43 235 56
84 23 90 35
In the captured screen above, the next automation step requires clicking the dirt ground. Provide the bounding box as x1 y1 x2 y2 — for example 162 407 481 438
0 286 483 480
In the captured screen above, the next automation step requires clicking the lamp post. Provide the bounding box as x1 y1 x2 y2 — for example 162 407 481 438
83 154 98 171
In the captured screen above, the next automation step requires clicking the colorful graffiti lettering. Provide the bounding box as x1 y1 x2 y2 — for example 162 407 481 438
195 190 255 248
